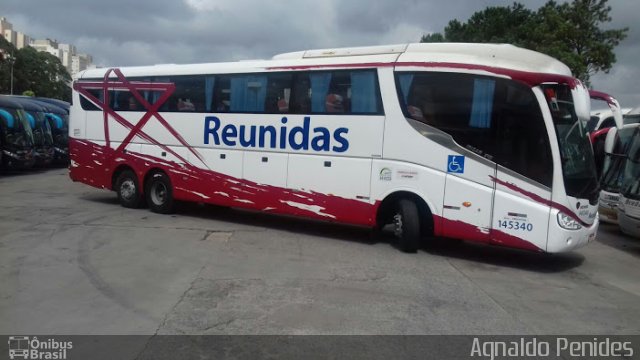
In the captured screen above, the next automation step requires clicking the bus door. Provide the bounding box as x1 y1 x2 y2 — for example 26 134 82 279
491 167 551 251
442 155 495 242
489 87 556 251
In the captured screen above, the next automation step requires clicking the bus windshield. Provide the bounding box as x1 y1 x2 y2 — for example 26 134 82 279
0 107 34 148
621 131 640 201
27 110 54 146
600 127 638 193
625 114 640 126
36 112 54 146
543 84 599 201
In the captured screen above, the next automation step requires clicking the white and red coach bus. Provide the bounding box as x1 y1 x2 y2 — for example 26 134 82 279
69 43 608 253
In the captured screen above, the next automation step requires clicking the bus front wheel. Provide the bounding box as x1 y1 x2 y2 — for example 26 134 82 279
393 199 420 253
115 170 143 209
146 172 175 214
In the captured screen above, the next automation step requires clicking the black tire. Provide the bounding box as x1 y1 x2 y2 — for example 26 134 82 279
145 172 175 214
393 199 421 253
115 170 143 208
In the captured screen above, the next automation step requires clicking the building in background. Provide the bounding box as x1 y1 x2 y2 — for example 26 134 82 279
1 16 94 76
15 32 31 49
1 17 17 45
72 53 94 75
31 38 62 59
59 43 76 69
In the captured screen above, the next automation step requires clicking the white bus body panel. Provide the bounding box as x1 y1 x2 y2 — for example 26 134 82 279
618 195 640 238
599 190 620 224
492 168 551 250
243 151 288 189
288 154 372 200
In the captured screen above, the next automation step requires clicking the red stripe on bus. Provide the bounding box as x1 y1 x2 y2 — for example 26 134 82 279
490 175 590 227
267 61 582 89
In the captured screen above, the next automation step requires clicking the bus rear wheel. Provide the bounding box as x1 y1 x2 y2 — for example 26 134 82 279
393 199 420 253
146 172 175 214
115 170 143 208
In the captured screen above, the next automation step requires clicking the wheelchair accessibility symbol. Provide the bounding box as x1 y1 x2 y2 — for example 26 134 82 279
447 155 465 173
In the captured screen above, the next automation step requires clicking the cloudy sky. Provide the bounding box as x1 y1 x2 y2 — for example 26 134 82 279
1 0 638 108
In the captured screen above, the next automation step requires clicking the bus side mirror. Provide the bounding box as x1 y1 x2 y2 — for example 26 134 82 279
589 90 623 129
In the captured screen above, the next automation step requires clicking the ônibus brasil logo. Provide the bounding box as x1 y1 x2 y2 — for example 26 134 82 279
7 336 72 360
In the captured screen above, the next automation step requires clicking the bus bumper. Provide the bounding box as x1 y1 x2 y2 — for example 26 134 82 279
546 210 598 253
617 209 640 238
598 191 620 224
2 149 36 169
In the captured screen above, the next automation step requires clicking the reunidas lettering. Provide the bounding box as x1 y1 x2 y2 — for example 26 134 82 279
204 116 349 153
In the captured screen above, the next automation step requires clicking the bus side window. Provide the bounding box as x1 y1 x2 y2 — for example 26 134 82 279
290 74 311 114
214 76 231 112
171 76 206 112
397 72 552 187
599 117 616 130
327 71 351 113
498 83 552 186
79 88 103 111
227 74 267 113
290 69 380 115
350 70 381 114
265 73 293 113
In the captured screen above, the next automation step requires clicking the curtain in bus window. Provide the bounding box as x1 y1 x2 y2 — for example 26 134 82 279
140 78 151 104
112 91 121 110
152 89 159 105
469 79 495 129
398 74 413 104
351 71 377 113
230 75 267 112
310 73 332 113
0 109 15 128
205 76 215 112
153 77 170 106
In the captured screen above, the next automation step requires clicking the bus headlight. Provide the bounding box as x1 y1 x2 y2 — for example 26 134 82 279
557 212 582 230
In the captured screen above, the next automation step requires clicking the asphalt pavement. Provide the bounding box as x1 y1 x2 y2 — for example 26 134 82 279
1 167 639 336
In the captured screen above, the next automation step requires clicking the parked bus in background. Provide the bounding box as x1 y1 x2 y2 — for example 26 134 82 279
10 97 55 166
617 108 640 238
598 123 640 223
32 100 70 164
0 96 35 169
34 97 70 113
587 107 632 134
70 43 608 253
588 91 626 178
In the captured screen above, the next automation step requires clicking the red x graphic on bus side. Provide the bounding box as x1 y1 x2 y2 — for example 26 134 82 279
73 68 205 166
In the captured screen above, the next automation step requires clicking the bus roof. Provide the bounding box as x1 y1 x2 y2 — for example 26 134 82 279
35 97 70 112
77 43 573 80
275 43 572 76
7 96 48 112
29 99 68 115
0 95 25 109
628 106 640 115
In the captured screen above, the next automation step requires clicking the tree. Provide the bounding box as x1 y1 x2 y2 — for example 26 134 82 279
13 46 72 101
421 0 627 85
0 37 18 94
534 0 627 84
422 4 537 45
0 38 71 100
